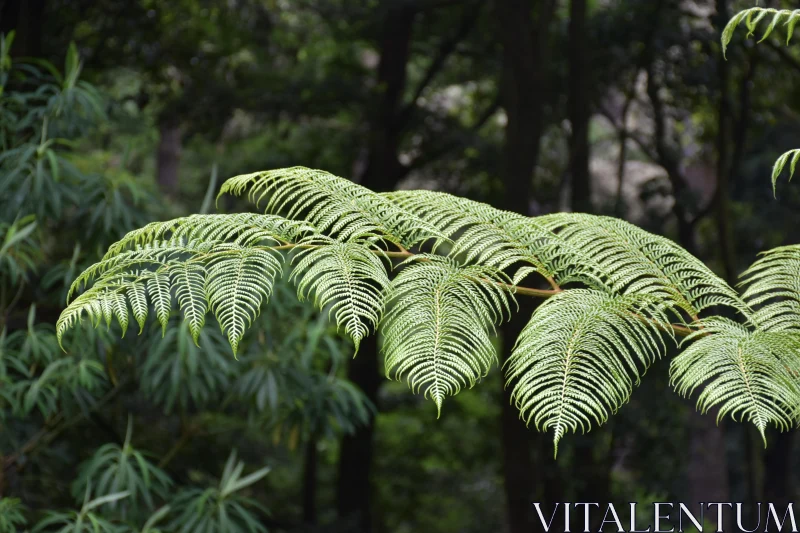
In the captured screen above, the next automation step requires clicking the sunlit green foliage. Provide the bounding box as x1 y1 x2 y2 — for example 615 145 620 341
59 165 800 452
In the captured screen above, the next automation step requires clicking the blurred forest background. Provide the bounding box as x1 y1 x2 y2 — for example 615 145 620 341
1 0 799 531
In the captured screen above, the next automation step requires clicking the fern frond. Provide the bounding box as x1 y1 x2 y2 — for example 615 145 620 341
102 213 310 258
386 190 619 290
386 190 555 276
722 8 800 57
147 271 172 336
206 244 283 356
219 167 443 246
740 245 800 331
382 255 512 416
70 214 307 298
506 289 670 456
57 215 297 354
171 263 208 345
539 214 745 319
670 317 800 442
771 149 800 196
290 237 390 353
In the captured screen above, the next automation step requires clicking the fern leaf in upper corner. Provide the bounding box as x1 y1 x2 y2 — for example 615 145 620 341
382 256 512 416
771 149 800 196
722 8 800 57
671 318 800 442
218 167 443 247
505 289 671 456
290 237 390 353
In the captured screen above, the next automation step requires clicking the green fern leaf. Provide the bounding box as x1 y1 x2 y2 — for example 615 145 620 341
539 214 745 319
171 263 208 345
740 245 800 331
206 244 283 356
387 190 560 281
59 214 303 352
382 256 512 416
722 8 800 57
290 237 390 353
771 149 800 196
127 275 149 334
219 167 443 247
506 289 670 456
671 317 800 443
147 271 172 336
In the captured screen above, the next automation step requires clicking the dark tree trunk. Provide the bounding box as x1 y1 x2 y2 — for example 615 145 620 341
688 409 730 522
495 1 556 531
499 302 537 533
715 0 736 284
302 433 319 525
336 336 381 532
0 0 45 57
764 431 796 504
156 124 183 196
336 6 416 533
359 5 417 189
568 0 591 213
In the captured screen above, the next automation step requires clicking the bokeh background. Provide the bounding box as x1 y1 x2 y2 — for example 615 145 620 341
1 0 799 532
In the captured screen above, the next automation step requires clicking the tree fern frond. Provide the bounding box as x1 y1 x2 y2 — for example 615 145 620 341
102 213 310 259
127 274 149 334
171 263 208 345
670 317 800 442
68 238 213 301
71 214 306 298
206 244 283 356
290 237 390 353
740 245 800 331
386 190 615 290
382 255 512 416
771 149 800 196
219 167 443 246
539 214 745 319
722 8 800 57
506 289 670 456
386 190 555 275
58 215 298 354
57 279 134 346
147 271 172 336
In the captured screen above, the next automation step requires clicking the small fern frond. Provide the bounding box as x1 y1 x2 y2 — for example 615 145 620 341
386 190 558 279
70 214 306 298
290 237 390 353
206 244 283 356
57 215 297 354
102 213 310 259
147 271 172 336
506 289 670 456
722 8 800 57
740 245 800 331
771 149 800 196
382 255 512 416
57 276 135 345
539 214 745 319
670 318 800 443
171 263 208 345
219 167 443 247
